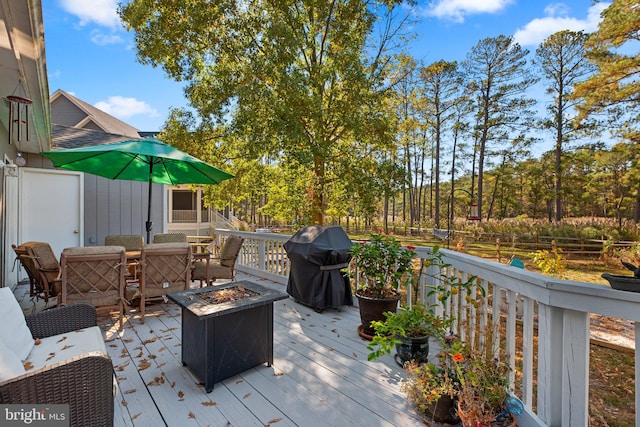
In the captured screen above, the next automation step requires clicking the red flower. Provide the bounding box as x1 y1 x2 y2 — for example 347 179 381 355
453 353 464 363
406 245 416 250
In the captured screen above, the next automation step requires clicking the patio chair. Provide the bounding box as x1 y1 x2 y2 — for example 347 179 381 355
153 232 187 243
104 234 144 254
60 246 127 329
12 241 61 303
12 244 41 299
0 288 114 427
192 235 244 287
138 242 192 321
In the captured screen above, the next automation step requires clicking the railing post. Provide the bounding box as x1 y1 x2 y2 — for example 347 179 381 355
257 238 266 271
635 322 640 427
561 308 589 427
537 303 564 426
537 304 589 426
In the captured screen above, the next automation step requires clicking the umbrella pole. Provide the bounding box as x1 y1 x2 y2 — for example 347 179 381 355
146 161 153 243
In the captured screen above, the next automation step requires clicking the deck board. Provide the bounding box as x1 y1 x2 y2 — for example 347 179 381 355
14 274 429 427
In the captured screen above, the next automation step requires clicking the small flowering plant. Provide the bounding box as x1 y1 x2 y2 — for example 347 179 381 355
349 234 416 299
449 340 512 423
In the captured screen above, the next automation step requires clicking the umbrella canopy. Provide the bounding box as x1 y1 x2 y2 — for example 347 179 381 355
42 137 234 242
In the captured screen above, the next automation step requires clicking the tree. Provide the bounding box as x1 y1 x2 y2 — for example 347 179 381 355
463 35 538 221
573 0 640 142
535 30 594 222
417 60 464 228
119 0 412 225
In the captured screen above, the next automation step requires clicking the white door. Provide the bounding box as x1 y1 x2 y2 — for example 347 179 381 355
19 168 83 260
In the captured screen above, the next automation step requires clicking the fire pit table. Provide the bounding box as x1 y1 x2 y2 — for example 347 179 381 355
167 281 288 392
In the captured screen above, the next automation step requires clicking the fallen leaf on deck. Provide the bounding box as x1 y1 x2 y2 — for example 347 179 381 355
124 389 136 394
56 336 67 343
132 413 141 420
352 352 358 358
138 359 151 370
123 338 134 343
160 327 177 332
171 381 176 388
121 400 128 407
46 353 55 361
34 338 41 345
178 390 184 400
136 351 143 358
147 376 165 386
23 361 33 370
201 401 216 406
149 354 157 359
188 412 195 419
158 362 166 368
243 392 252 399
143 337 157 344
274 372 284 376
61 344 74 351
268 418 282 424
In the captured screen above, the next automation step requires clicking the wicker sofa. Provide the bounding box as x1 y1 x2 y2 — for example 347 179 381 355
0 288 114 426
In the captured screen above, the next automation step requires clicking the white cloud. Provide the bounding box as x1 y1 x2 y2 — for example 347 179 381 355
424 0 514 23
59 0 121 28
513 2 610 47
94 96 159 120
90 31 124 46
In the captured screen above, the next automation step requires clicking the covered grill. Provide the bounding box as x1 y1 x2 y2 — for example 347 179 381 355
284 226 353 311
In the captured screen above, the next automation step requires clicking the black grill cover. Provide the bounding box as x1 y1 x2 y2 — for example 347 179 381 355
284 226 353 310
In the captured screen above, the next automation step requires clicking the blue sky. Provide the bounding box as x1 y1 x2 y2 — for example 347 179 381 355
43 0 609 135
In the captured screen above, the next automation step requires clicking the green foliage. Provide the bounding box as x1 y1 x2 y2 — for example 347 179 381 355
573 0 640 140
119 0 410 225
349 234 416 298
366 303 451 361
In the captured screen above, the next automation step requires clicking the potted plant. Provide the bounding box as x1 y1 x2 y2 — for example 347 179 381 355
449 341 518 427
367 303 451 366
349 234 416 338
402 356 460 424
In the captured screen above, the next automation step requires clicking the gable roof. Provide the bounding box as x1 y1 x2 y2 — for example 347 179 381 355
50 89 141 139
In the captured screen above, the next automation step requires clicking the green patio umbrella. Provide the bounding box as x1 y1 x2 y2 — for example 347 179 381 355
42 137 234 243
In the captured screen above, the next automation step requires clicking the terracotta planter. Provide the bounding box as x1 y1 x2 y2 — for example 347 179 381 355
457 401 516 427
356 293 400 338
394 334 429 366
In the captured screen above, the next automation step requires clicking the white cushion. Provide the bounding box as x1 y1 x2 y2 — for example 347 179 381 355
0 337 25 382
0 287 34 360
26 326 106 370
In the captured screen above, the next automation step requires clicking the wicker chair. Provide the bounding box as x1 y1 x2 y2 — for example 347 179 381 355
104 235 144 253
138 242 192 321
0 302 114 427
192 235 244 287
153 232 187 243
60 246 127 329
12 241 61 303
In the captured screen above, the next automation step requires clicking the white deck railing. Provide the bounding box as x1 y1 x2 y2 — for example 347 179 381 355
216 229 640 427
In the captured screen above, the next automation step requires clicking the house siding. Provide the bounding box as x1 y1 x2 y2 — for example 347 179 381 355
50 96 87 127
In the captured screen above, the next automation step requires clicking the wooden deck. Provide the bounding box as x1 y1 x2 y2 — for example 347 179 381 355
15 272 428 427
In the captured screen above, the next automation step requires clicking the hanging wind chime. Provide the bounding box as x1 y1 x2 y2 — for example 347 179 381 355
6 93 32 166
